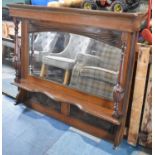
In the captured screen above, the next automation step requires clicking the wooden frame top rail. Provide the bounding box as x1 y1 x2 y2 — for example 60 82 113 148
8 4 147 32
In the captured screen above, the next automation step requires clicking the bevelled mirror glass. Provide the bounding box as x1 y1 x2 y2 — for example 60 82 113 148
29 30 122 101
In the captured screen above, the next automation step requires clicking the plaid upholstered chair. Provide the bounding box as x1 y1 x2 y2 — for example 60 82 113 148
40 33 91 85
29 32 70 75
69 40 122 101
29 32 58 74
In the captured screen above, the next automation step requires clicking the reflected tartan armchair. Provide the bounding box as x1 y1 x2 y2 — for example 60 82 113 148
69 40 122 100
29 32 70 75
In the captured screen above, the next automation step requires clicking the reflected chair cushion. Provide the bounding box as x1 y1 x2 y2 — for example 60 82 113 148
79 66 118 85
42 55 75 70
32 51 51 62
76 53 100 66
70 66 115 100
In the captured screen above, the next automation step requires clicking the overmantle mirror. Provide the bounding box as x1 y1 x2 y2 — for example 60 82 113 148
28 30 122 101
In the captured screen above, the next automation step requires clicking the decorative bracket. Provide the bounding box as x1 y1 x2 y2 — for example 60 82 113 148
113 83 124 118
112 41 126 118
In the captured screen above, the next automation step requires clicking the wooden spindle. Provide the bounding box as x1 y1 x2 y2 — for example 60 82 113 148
13 18 21 82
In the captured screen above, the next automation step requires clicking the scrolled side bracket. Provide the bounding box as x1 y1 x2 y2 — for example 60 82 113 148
112 41 127 119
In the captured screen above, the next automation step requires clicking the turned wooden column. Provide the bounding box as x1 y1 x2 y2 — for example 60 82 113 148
20 19 29 79
13 18 21 83
29 33 35 75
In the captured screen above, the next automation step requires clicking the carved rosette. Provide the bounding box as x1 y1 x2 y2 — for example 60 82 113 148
14 18 21 82
113 83 124 118
112 42 126 118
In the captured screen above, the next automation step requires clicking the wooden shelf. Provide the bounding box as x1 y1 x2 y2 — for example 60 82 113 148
25 99 114 141
13 76 120 125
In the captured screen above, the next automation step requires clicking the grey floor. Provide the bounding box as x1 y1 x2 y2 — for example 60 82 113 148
2 95 152 155
2 64 18 98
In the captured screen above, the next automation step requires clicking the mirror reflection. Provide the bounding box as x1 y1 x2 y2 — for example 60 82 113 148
29 31 122 101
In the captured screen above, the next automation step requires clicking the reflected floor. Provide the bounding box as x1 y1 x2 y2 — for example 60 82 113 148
31 64 64 84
